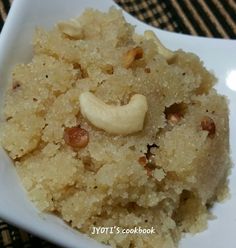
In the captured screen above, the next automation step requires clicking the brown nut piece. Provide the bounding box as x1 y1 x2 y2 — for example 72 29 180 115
64 126 89 148
201 116 216 138
167 113 181 125
138 156 147 166
123 46 143 68
138 153 157 177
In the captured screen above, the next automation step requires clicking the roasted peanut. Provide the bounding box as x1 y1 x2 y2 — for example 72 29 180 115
201 116 216 138
64 126 89 148
167 113 181 125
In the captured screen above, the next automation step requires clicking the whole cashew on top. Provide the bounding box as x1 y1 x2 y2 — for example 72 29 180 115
144 30 174 61
79 92 148 135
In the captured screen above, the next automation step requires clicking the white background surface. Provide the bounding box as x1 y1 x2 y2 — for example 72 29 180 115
0 0 235 247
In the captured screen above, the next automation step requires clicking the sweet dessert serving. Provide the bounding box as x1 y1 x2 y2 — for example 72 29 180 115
0 8 230 248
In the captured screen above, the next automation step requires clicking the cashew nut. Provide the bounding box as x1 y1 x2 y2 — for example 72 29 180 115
123 46 144 69
57 19 84 39
144 30 174 61
79 92 148 135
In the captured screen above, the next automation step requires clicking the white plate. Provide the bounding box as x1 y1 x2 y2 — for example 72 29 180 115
0 0 235 247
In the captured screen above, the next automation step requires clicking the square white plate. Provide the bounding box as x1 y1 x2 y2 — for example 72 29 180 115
0 0 235 247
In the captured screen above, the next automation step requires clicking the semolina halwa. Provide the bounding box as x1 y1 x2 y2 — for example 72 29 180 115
0 8 230 248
